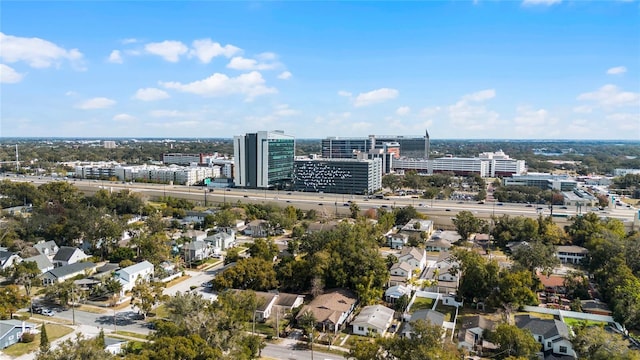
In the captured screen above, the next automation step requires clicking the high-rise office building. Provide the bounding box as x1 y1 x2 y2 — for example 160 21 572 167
321 133 429 159
233 130 295 189
293 158 382 194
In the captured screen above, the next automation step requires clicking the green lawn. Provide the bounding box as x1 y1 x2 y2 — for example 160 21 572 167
244 321 276 337
410 297 435 312
2 324 74 357
434 304 457 322
113 330 149 340
563 317 607 328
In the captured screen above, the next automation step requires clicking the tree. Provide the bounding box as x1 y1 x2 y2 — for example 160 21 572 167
395 294 409 312
36 334 113 360
349 202 360 219
248 238 278 261
511 241 559 275
242 334 266 359
487 324 540 359
39 323 49 353
382 174 403 193
489 270 538 310
379 319 460 360
212 257 278 291
0 284 29 319
225 247 240 264
572 324 640 360
451 249 499 303
131 281 167 318
5 260 40 296
452 211 485 242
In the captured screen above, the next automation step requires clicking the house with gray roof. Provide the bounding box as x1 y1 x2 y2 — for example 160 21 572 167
401 309 446 339
556 245 588 265
52 246 89 267
387 233 409 249
205 230 236 251
0 320 36 349
515 314 576 358
184 241 213 263
23 254 54 273
457 315 496 351
351 305 395 336
397 247 427 272
41 262 96 286
0 250 22 270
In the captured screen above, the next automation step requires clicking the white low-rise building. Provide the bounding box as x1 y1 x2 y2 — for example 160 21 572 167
351 305 395 336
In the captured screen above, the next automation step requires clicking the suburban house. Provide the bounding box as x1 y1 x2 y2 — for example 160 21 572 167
387 233 409 249
457 315 496 352
274 293 305 314
424 238 453 252
179 229 208 242
515 315 576 358
473 234 491 248
296 289 357 333
0 320 36 349
306 221 340 234
254 292 279 322
33 240 60 258
23 254 54 273
397 247 427 272
205 230 236 251
384 285 411 304
52 246 89 268
401 309 446 339
537 272 566 294
400 219 434 237
114 261 154 295
183 241 213 263
241 290 304 322
182 209 216 224
351 305 395 336
580 300 612 316
41 262 96 286
104 337 128 355
244 220 269 238
390 262 413 279
0 250 22 270
555 246 588 264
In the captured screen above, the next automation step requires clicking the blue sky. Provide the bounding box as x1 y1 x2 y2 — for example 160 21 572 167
1 1 638 139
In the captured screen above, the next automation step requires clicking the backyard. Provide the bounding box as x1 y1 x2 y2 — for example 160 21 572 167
2 324 74 357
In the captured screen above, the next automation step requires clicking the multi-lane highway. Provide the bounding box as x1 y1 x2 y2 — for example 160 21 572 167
6 174 638 228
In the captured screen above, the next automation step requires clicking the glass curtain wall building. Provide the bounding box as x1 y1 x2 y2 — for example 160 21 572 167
293 158 382 194
233 130 295 189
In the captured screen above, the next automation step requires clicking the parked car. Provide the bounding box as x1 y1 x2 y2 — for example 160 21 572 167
41 309 55 317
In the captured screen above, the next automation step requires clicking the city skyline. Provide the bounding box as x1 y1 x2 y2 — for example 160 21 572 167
1 1 638 140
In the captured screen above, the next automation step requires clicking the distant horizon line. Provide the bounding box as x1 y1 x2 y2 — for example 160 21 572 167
1 137 639 143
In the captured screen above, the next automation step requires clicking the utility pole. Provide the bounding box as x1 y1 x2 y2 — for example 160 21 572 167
71 286 76 325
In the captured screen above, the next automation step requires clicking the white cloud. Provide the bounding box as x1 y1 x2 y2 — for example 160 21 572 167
448 89 499 130
112 113 136 122
606 66 627 75
65 91 78 96
338 90 352 97
133 87 170 101
606 113 640 130
274 104 299 117
0 32 83 69
513 106 556 134
277 71 292 80
419 106 441 117
121 38 139 44
257 52 277 61
160 71 277 100
145 40 188 62
396 106 411 116
577 84 640 108
522 0 561 5
227 56 278 71
108 50 123 64
75 97 116 109
145 120 200 128
189 39 241 63
149 110 194 118
0 64 24 83
353 88 399 107
572 105 592 114
462 89 496 102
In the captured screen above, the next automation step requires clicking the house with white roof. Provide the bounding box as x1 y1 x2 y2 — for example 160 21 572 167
114 261 154 295
351 305 395 336
385 285 411 303
33 240 59 259
205 230 236 251
387 233 409 249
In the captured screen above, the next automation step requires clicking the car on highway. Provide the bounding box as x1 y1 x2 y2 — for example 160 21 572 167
496 202 504 206
318 203 323 206
560 206 568 209
525 204 533 207
477 201 485 204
